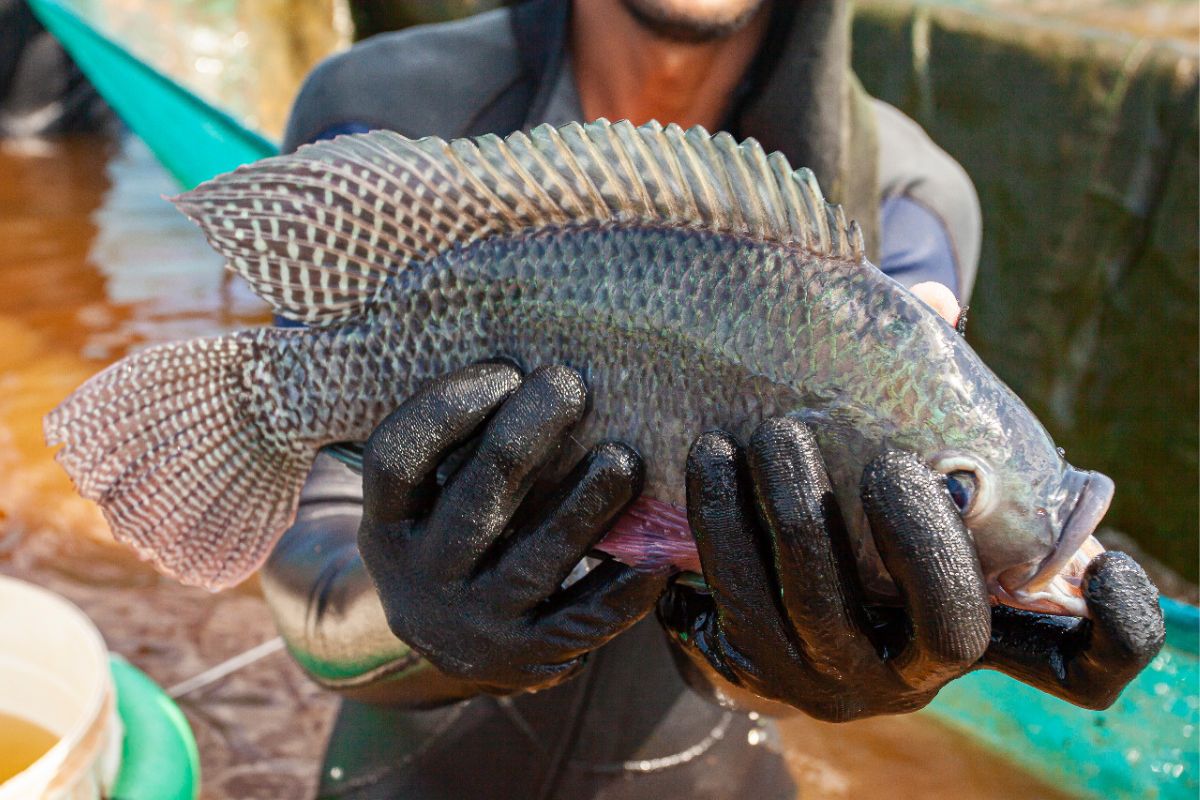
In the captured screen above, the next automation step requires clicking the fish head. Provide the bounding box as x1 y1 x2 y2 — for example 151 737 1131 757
920 407 1111 617
807 356 1113 617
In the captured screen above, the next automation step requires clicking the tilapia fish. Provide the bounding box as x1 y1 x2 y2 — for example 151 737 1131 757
45 120 1111 616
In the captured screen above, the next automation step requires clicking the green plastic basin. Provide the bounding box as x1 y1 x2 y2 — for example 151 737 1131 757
109 656 200 800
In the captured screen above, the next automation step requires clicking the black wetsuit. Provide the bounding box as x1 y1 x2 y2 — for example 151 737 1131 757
261 2 982 797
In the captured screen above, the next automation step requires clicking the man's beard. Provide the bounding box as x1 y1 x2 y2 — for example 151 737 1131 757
618 0 769 44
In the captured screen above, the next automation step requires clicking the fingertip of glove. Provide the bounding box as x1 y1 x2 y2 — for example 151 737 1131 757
443 361 525 403
473 354 526 374
860 451 947 522
751 416 810 444
748 417 819 464
859 450 960 520
585 441 645 494
1083 551 1165 657
685 432 746 516
1083 551 1158 605
688 430 740 468
525 364 589 418
861 451 927 493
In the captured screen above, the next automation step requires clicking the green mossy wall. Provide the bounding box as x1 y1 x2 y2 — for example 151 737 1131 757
853 2 1198 579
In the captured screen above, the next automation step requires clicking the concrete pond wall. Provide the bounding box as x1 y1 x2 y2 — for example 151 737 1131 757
852 0 1199 580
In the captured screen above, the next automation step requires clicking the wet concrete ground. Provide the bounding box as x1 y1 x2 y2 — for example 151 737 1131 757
0 133 1076 799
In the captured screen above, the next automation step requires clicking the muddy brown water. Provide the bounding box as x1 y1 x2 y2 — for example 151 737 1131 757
0 134 1075 799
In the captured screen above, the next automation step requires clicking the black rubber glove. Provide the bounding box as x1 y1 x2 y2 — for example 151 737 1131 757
658 417 1164 721
358 362 666 696
658 417 991 721
981 552 1164 709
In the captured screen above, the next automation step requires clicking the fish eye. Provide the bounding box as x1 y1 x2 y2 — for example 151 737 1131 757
944 470 977 513
930 451 996 521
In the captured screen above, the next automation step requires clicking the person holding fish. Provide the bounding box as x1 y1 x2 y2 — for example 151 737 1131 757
262 0 1164 797
44 0 1166 798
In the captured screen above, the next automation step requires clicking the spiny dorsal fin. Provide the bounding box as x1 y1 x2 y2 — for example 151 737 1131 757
175 119 867 326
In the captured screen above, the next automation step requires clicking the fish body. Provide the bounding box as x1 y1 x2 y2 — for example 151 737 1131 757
45 121 1109 614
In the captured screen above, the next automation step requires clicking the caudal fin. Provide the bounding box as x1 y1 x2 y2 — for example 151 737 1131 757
44 333 314 590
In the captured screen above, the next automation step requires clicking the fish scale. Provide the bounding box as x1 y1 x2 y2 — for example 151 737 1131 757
44 120 1110 617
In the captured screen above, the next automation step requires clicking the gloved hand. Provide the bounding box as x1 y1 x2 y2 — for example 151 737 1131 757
982 552 1164 709
357 362 666 695
658 417 1164 721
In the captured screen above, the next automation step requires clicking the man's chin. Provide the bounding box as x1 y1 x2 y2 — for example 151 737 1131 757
618 0 768 44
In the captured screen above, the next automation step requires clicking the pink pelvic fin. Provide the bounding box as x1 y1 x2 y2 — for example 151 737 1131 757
596 497 700 573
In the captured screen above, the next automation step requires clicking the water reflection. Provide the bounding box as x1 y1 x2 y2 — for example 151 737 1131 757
0 132 330 798
86 137 266 353
0 134 267 553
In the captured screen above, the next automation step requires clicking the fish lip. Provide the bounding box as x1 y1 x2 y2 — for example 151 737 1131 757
1012 470 1114 595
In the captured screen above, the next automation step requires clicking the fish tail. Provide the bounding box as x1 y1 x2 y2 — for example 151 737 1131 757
43 331 314 590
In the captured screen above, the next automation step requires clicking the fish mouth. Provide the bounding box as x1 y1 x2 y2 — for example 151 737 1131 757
994 471 1114 617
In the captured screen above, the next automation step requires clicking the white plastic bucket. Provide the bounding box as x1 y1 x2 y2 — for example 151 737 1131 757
0 575 122 799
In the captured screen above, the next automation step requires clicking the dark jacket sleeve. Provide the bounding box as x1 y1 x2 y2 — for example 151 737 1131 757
260 455 480 706
873 99 982 303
